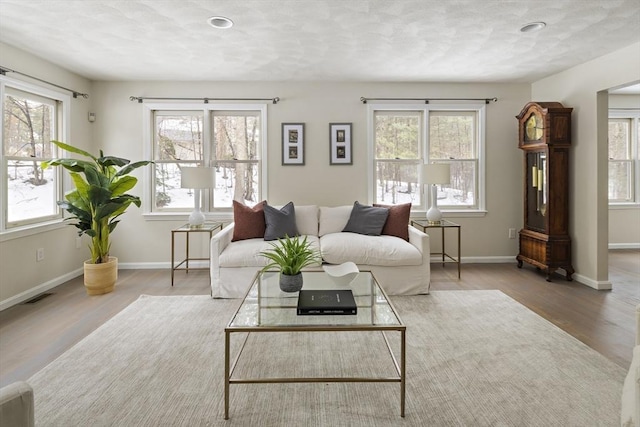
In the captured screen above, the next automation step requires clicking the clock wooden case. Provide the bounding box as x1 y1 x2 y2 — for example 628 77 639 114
516 101 574 281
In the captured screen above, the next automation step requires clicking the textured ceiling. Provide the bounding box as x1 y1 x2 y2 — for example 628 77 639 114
0 0 639 83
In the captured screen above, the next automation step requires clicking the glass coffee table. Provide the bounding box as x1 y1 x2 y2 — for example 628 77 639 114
224 270 406 419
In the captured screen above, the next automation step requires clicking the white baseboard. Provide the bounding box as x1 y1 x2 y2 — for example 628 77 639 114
118 261 209 269
572 273 612 290
455 256 516 264
0 268 83 312
118 262 171 269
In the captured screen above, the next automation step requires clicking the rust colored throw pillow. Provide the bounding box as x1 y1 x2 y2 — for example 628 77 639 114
373 202 411 241
232 200 267 241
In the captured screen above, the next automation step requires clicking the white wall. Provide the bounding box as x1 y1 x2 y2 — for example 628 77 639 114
89 81 530 267
0 42 93 308
608 93 640 248
532 42 640 287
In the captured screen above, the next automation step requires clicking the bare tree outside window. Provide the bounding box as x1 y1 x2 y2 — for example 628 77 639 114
429 111 478 207
608 118 633 202
213 112 260 207
152 113 203 209
3 89 59 224
374 111 421 205
150 109 262 212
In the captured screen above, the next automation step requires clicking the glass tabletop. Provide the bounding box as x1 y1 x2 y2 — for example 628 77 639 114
228 271 403 328
411 219 459 228
172 222 223 232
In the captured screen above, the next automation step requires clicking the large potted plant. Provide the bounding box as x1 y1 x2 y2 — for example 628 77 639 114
42 141 152 295
261 235 321 292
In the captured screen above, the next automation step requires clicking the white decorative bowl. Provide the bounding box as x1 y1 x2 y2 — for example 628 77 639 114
322 262 359 286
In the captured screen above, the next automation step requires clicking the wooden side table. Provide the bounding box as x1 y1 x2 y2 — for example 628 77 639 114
171 222 223 286
410 219 461 278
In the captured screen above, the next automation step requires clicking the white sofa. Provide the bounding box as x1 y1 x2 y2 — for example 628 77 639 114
0 381 34 427
622 304 640 427
210 205 430 298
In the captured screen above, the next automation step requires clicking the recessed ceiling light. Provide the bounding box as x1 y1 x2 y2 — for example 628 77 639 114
520 22 546 33
208 16 233 29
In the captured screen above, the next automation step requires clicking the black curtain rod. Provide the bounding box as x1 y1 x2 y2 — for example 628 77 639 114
360 96 498 104
129 96 280 104
0 65 89 99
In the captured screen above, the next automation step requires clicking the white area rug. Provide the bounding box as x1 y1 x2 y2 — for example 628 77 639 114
28 291 626 426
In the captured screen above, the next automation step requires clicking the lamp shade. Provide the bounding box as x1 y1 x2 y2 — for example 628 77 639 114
180 167 215 189
423 163 451 185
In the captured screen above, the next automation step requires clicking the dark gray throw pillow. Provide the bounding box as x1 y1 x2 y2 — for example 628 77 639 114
342 201 389 236
264 201 300 241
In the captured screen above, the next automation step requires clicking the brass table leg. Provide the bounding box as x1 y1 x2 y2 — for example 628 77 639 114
224 330 230 420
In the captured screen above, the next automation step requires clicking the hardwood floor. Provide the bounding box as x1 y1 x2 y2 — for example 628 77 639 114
0 250 638 388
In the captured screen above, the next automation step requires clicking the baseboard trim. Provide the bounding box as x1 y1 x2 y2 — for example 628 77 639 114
572 273 612 290
118 261 209 269
0 268 83 312
456 256 516 264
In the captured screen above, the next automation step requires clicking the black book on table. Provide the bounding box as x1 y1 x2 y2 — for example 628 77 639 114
297 289 357 315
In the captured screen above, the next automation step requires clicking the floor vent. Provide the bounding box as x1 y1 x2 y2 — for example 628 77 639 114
22 293 53 304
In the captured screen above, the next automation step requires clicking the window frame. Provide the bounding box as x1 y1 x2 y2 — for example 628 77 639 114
608 109 640 207
0 75 70 237
367 103 486 216
142 102 268 220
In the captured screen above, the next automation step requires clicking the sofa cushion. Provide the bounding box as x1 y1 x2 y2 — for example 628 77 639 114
294 205 319 236
374 202 411 241
232 200 266 242
220 236 321 268
343 201 389 236
264 202 299 241
319 205 352 236
320 233 422 266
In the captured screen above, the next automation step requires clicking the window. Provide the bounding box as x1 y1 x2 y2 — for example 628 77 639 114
153 111 204 210
1 78 69 230
146 104 266 215
369 104 485 212
608 110 639 204
373 111 422 206
429 110 479 208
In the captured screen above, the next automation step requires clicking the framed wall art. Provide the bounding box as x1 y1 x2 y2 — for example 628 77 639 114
329 123 352 165
282 123 305 165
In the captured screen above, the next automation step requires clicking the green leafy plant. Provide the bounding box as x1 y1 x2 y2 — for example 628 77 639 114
42 141 152 264
260 235 321 276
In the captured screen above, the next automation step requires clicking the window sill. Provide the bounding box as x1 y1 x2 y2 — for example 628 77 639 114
609 203 640 210
411 209 487 219
143 212 234 222
0 219 67 242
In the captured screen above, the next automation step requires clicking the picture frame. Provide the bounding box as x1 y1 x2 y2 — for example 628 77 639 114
329 123 352 165
282 123 305 165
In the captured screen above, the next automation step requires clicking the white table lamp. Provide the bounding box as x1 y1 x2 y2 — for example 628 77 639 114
423 163 451 224
180 167 215 227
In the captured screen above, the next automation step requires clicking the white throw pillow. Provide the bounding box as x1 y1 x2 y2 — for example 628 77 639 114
294 205 319 236
319 206 352 236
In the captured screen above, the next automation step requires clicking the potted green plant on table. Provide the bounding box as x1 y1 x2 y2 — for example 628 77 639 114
260 235 321 292
42 141 152 295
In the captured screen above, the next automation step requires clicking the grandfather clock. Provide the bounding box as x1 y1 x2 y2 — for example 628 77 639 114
516 102 574 281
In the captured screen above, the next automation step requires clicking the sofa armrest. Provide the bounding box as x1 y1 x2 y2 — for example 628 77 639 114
211 223 234 274
636 304 640 346
408 225 429 261
211 222 234 262
0 381 34 427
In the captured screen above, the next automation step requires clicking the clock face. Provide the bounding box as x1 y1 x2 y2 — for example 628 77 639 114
525 112 543 141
